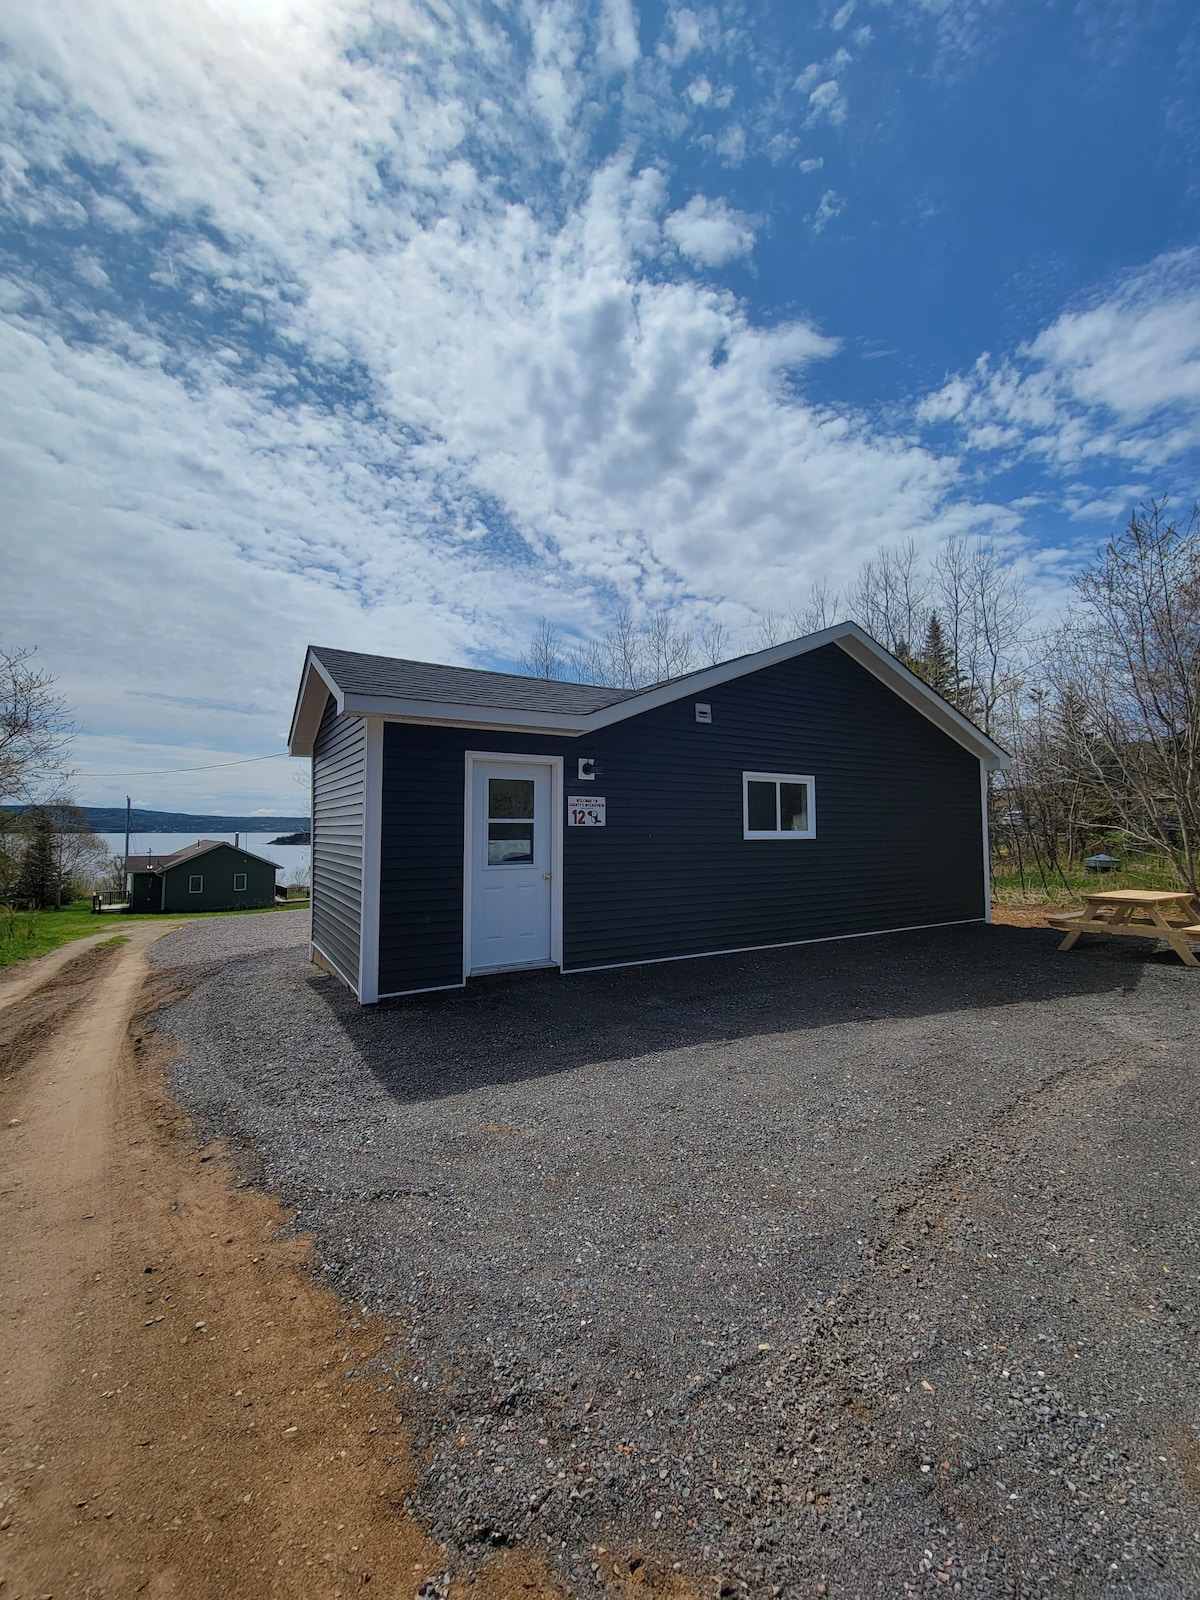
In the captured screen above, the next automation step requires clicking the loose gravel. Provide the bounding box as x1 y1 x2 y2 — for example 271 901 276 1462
146 906 310 972
149 914 1200 1598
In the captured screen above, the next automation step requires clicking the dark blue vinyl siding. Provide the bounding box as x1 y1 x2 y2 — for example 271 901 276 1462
377 645 985 995
312 695 364 990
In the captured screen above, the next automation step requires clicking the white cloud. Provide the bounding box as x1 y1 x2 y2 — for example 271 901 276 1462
1061 484 1148 523
811 189 844 232
596 0 640 74
806 78 846 126
916 252 1200 471
664 194 756 265
713 121 747 165
0 0 1037 806
661 5 703 64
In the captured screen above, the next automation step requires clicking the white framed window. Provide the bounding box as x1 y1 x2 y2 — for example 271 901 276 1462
233 872 248 891
742 772 816 839
189 873 204 893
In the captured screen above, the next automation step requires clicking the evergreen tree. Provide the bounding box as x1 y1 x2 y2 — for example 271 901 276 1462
15 809 58 908
922 613 954 695
909 610 979 717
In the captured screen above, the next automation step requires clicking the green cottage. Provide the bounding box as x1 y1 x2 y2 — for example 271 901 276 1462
124 839 278 913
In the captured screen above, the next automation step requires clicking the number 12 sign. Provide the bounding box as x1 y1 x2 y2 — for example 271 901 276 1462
567 796 606 827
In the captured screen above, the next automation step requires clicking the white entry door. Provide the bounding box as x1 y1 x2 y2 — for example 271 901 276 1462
469 760 555 974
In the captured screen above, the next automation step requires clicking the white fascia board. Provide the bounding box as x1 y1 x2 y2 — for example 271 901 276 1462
288 652 345 756
341 694 590 737
832 628 1012 769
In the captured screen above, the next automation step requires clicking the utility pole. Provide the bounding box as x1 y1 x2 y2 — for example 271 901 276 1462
124 796 131 880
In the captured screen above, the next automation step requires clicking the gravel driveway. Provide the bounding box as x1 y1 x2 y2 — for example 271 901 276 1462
150 915 1200 1598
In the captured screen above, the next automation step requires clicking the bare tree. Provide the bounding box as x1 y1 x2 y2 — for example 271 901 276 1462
291 762 311 823
1048 498 1200 893
526 606 717 689
644 611 696 681
572 607 643 688
791 578 840 635
997 683 1098 896
935 540 1031 737
752 610 787 649
520 618 567 680
0 640 73 802
699 619 730 666
845 541 930 657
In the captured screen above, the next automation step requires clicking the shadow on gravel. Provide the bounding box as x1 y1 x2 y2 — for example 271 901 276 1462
304 921 1158 1106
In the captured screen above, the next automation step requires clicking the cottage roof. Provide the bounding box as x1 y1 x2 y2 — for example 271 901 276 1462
289 622 1011 768
307 647 639 716
125 839 279 874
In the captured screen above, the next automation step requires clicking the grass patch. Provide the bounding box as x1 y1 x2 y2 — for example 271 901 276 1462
98 935 131 948
0 899 308 969
992 853 1185 906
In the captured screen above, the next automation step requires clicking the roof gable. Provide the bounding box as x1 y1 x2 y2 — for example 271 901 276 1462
126 839 279 875
288 623 1010 768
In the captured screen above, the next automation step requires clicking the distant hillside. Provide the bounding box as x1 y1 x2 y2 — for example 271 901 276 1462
3 805 310 834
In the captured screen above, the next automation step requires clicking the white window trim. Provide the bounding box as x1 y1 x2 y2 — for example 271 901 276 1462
189 873 204 893
742 771 817 840
233 871 248 891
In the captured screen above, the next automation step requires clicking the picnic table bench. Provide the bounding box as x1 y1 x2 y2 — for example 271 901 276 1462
1047 889 1200 967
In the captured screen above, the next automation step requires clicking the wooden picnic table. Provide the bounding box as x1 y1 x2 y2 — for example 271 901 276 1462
1048 888 1200 967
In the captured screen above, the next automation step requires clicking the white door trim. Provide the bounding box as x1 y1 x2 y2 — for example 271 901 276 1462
463 751 563 981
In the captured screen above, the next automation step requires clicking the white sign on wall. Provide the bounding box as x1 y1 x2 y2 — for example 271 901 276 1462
567 796 606 827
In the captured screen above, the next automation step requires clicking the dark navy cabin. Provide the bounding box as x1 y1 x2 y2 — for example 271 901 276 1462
288 624 1009 1003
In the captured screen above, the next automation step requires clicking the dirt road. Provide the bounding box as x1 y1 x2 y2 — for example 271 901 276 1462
0 930 566 1600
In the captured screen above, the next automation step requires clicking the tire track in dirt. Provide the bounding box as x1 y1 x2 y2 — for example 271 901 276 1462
0 931 578 1600
0 939 128 1078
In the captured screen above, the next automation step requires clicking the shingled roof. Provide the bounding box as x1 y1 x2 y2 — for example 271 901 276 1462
308 647 641 716
289 624 1011 768
125 839 278 874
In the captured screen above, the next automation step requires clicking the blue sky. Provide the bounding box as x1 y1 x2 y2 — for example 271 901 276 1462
2 0 1198 812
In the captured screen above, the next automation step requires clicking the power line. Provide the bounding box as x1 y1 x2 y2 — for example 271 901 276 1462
76 752 292 778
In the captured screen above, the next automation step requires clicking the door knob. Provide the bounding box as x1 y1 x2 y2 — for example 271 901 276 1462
543 872 552 880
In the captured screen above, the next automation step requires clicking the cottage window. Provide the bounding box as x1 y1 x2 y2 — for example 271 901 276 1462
189 873 204 893
742 772 816 839
233 872 248 891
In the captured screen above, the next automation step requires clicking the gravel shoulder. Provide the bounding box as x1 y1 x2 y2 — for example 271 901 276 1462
151 914 1200 1598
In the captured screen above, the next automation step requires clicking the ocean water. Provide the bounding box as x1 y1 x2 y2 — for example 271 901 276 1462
99 831 310 884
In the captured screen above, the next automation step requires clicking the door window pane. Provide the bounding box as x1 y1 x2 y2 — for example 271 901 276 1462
488 822 534 864
779 782 809 832
746 780 778 833
488 778 535 819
